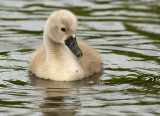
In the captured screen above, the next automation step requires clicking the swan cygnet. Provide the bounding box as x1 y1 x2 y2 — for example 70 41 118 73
29 9 103 81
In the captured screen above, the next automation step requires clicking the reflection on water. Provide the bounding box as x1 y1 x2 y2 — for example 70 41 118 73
29 73 101 116
0 0 160 115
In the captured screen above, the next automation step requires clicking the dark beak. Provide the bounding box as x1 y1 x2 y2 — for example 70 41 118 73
65 36 83 58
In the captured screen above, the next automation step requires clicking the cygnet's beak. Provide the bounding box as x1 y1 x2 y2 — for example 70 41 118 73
65 36 83 58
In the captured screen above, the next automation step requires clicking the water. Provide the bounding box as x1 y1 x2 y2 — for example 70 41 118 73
0 0 160 115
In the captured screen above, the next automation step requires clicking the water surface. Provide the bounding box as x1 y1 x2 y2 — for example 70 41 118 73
0 0 160 115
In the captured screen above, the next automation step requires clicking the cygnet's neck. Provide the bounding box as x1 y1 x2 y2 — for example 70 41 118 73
44 35 66 62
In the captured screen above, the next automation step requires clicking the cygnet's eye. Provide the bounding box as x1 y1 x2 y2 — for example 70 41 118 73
61 28 66 32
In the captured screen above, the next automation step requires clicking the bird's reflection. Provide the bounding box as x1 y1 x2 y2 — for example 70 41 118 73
29 72 102 116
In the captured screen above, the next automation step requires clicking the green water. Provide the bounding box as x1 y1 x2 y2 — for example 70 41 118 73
0 0 160 115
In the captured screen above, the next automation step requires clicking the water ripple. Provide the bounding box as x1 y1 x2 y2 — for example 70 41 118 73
0 0 160 115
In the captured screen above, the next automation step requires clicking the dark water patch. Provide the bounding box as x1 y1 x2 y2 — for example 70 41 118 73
105 74 159 85
0 84 7 88
0 17 46 21
3 29 43 35
0 66 26 71
0 99 30 106
98 101 160 107
78 17 160 25
109 49 160 64
0 51 9 56
16 49 34 53
104 67 138 73
124 23 160 40
4 80 28 86
22 3 65 9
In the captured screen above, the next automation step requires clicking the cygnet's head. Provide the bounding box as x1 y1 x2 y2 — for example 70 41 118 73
44 9 83 57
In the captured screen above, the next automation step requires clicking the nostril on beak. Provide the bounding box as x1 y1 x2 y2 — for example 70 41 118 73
72 42 75 45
